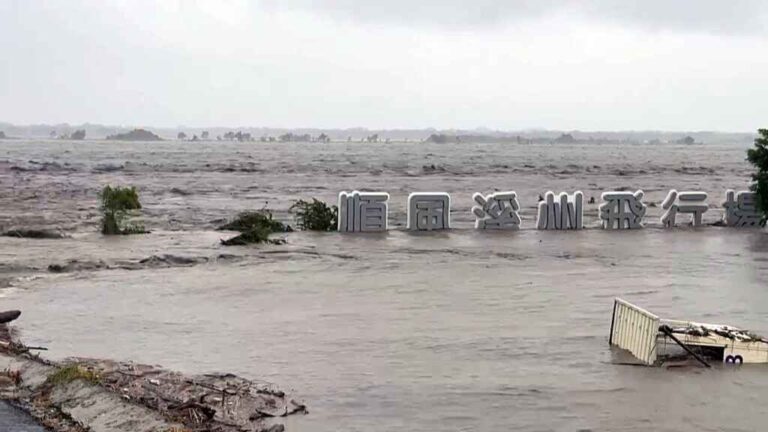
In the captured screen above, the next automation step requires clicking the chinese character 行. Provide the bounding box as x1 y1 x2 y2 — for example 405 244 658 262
599 190 646 229
407 192 450 231
660 190 708 227
338 190 389 232
472 191 521 230
722 189 763 227
536 191 583 230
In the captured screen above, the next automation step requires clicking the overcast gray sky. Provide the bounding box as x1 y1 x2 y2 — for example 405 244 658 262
1 0 767 131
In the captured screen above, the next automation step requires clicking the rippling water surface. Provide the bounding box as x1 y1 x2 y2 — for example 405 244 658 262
1 140 767 431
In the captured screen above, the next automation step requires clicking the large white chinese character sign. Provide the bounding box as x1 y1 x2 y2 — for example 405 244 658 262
338 191 389 232
407 192 450 231
472 191 521 230
599 190 646 229
722 190 763 227
536 191 583 230
660 190 708 227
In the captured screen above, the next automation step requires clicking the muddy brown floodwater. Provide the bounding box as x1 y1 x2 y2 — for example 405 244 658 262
2 139 768 431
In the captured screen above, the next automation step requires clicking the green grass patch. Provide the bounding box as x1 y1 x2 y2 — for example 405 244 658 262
46 364 100 386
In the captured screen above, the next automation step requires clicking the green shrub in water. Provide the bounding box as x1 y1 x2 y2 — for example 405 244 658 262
219 210 290 246
218 210 290 233
290 199 338 231
748 128 768 225
99 185 146 235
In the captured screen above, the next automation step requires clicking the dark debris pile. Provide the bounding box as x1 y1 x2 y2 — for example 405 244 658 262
71 358 307 432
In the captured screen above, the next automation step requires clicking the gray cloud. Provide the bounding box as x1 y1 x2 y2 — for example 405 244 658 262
260 0 768 34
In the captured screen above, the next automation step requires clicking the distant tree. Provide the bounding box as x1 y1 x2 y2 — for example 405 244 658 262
317 133 330 143
676 135 696 145
70 129 86 140
49 130 57 138
224 131 235 140
553 133 575 144
201 131 209 139
426 134 450 144
191 134 199 141
177 132 187 140
747 129 768 223
106 129 162 141
0 131 6 139
366 134 379 143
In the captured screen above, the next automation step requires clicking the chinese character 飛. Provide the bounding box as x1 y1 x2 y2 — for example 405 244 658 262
599 190 646 229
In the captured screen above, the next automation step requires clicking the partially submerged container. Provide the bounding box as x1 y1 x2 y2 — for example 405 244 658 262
609 298 768 366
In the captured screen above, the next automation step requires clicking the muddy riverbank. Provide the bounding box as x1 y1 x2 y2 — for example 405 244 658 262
1 322 306 432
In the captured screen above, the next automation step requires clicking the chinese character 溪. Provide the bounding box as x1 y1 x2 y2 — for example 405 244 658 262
472 191 521 230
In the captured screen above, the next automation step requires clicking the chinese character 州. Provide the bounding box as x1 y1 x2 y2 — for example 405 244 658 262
472 191 521 230
599 190 646 229
536 191 583 230
338 191 389 232
407 193 450 231
722 190 762 227
660 190 708 227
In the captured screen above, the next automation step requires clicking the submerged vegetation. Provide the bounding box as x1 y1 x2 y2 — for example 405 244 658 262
218 210 290 246
748 128 768 224
218 211 289 233
218 200 338 245
99 185 146 235
290 199 338 231
2 229 65 239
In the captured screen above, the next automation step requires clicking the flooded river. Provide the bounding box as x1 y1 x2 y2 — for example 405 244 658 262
1 139 767 431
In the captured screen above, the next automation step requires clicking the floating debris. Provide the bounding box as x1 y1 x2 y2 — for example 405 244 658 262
609 298 768 367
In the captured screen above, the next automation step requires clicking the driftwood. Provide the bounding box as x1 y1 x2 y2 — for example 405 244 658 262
0 310 21 324
659 325 712 368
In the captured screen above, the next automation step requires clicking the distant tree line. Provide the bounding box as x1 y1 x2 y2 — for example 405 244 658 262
49 129 86 140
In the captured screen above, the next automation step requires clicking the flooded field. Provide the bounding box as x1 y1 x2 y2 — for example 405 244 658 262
2 140 767 431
